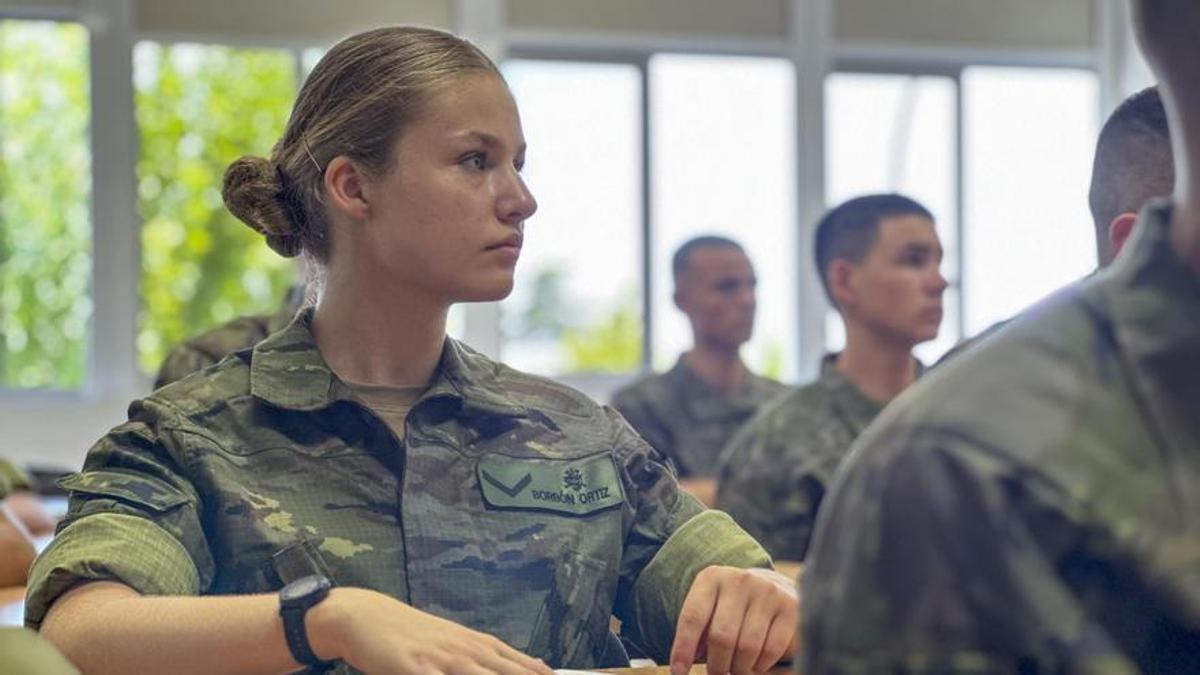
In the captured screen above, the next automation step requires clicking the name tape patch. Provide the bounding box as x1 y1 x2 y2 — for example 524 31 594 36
477 453 624 516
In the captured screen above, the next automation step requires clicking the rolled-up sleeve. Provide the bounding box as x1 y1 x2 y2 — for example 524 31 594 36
606 408 772 662
24 399 214 629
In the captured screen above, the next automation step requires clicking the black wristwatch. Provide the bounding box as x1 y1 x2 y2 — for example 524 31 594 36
279 574 335 671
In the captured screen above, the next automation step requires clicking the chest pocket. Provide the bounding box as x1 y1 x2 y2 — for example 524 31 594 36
402 451 626 667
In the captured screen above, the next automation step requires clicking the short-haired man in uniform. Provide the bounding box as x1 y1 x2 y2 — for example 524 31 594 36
612 236 784 506
716 194 946 561
801 2 1200 671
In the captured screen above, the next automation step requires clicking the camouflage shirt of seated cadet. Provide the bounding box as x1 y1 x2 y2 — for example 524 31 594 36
611 358 784 479
153 284 305 389
801 201 1200 674
715 356 894 561
25 309 772 671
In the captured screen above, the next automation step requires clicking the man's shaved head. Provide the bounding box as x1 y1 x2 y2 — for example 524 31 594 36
1088 86 1174 265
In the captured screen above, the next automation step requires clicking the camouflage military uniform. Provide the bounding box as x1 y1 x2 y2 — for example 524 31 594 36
611 358 784 478
715 356 887 561
153 284 304 389
0 629 80 675
802 201 1200 674
0 458 31 496
25 310 771 671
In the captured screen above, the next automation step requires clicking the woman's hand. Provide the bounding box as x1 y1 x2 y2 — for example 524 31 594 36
313 587 554 675
669 566 799 675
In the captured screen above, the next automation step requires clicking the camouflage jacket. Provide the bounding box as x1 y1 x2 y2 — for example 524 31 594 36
0 458 31 498
715 357 884 561
0 629 79 675
26 310 770 670
802 201 1200 674
153 285 304 389
611 358 784 478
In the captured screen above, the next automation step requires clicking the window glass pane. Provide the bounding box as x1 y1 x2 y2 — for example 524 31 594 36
136 42 299 373
963 66 1099 335
501 60 642 375
650 54 797 380
825 73 959 363
0 20 92 389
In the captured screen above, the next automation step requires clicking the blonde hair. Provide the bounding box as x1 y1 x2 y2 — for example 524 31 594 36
222 26 500 262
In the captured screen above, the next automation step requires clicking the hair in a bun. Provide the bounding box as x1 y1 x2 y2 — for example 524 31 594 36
220 26 500 264
221 156 303 258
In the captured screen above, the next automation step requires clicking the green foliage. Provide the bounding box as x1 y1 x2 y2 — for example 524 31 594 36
0 21 91 389
135 42 297 373
562 290 642 372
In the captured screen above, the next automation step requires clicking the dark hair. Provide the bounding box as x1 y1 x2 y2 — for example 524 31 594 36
672 235 745 281
814 193 934 304
222 26 500 264
1088 86 1174 265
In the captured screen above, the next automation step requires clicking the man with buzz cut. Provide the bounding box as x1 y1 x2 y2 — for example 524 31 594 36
612 235 784 506
716 193 947 562
801 1 1200 671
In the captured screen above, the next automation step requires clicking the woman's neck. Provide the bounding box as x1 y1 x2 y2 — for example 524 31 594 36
311 269 447 388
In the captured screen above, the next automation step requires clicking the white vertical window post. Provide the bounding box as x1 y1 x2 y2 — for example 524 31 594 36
789 0 833 383
84 0 142 397
454 0 508 360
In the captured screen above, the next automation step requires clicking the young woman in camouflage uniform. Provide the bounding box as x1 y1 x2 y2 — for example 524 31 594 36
27 26 797 675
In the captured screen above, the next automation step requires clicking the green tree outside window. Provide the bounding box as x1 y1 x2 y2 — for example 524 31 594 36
0 21 91 389
136 43 298 374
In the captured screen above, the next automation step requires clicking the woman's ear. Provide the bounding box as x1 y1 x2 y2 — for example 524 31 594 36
324 156 371 222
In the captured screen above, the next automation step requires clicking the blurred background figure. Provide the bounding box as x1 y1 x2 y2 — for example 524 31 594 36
612 236 784 506
717 194 945 561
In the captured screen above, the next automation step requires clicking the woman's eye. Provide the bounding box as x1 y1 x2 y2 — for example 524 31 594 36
462 152 487 170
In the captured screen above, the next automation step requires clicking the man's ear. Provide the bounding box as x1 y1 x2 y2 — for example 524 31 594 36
827 259 857 309
1109 212 1138 259
673 286 687 313
324 156 371 222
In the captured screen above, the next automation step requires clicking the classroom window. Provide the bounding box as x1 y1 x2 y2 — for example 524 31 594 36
0 20 92 390
134 42 300 374
962 66 1099 336
501 59 643 375
650 54 798 381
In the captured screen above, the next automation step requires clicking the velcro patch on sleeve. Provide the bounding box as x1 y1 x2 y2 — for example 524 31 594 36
477 452 625 516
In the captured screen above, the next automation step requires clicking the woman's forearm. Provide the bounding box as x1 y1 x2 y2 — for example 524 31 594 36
40 581 346 675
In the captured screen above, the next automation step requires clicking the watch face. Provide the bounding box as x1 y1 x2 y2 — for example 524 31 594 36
281 574 329 604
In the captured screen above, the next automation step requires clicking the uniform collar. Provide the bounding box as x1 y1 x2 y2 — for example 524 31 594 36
250 308 527 418
666 356 773 421
1097 199 1200 454
815 353 912 434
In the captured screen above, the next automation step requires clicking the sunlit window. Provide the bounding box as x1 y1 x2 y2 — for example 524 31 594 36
650 54 797 381
501 60 643 375
963 66 1099 335
0 20 91 389
135 42 300 374
825 73 959 363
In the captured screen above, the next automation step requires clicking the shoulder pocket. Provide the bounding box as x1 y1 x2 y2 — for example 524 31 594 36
57 470 189 513
478 452 625 517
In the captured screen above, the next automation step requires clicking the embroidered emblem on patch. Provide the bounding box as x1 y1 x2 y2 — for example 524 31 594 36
563 467 585 493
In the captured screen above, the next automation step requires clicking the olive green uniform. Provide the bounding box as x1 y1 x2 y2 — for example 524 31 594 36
611 358 785 478
802 202 1200 673
715 356 885 561
0 458 31 496
26 310 770 671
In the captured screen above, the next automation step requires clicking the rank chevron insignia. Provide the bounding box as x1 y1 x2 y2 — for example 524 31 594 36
481 470 532 498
